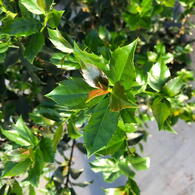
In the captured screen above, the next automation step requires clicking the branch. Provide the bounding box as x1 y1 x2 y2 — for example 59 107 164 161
65 139 76 188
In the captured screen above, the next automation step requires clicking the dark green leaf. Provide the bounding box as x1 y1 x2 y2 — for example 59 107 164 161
26 148 44 186
38 107 61 122
109 39 137 89
121 108 137 123
128 156 150 170
39 137 55 163
118 120 136 133
74 42 109 75
85 30 104 51
4 18 42 36
161 119 177 133
67 120 82 139
50 52 80 70
9 180 23 195
158 0 175 7
1 116 37 146
20 0 43 14
151 97 171 130
148 61 170 91
2 159 31 177
84 98 119 155
162 76 184 97
47 9 64 28
110 82 137 112
70 168 83 179
48 28 73 53
0 42 9 53
53 123 64 149
24 32 45 63
118 160 135 178
155 42 166 55
76 142 87 154
90 158 121 182
29 185 36 195
96 127 125 155
46 78 93 107
0 184 7 195
37 0 53 12
140 0 153 17
128 179 140 195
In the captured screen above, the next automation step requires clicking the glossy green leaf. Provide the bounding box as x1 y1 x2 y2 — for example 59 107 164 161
151 97 171 130
48 28 73 53
29 185 36 195
19 2 34 17
147 51 157 62
37 0 53 12
96 128 126 155
24 32 45 63
26 148 44 186
128 179 140 195
4 18 42 36
155 42 166 55
110 82 137 112
162 76 184 97
1 116 37 146
74 42 109 75
2 159 31 177
39 137 55 163
85 30 104 52
6 148 30 162
90 158 121 182
46 78 93 107
129 156 150 170
81 64 109 89
121 108 137 123
84 98 119 155
161 53 174 64
140 0 153 17
47 9 64 28
109 39 137 89
118 120 136 133
50 52 80 70
127 131 145 146
162 120 177 133
20 0 43 14
148 61 170 91
9 180 23 195
67 120 82 139
53 123 64 149
105 179 140 195
0 42 9 53
157 0 175 7
118 160 135 178
104 187 126 195
70 168 83 179
0 184 6 195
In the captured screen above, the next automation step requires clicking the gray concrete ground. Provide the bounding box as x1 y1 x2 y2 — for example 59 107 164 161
136 121 195 195
72 120 195 195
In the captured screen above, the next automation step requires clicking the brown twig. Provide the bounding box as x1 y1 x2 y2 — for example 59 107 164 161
65 139 76 188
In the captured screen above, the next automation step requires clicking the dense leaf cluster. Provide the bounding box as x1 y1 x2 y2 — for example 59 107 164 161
0 0 195 194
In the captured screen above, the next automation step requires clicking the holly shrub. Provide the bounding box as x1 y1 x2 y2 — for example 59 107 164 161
0 0 195 194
